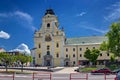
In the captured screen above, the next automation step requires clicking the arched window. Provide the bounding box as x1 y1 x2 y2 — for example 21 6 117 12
47 51 50 55
66 54 68 58
39 44 41 48
56 43 59 48
73 54 75 57
56 53 59 58
47 45 50 50
47 23 50 28
39 54 41 58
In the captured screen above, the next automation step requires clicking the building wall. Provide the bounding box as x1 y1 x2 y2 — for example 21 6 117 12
34 9 112 67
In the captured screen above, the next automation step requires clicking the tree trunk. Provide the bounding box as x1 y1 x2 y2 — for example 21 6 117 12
5 62 8 72
21 62 23 72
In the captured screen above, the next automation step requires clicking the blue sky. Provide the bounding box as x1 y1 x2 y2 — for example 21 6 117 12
0 0 120 52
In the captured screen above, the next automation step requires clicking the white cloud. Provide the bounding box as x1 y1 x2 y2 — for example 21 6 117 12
0 11 36 31
10 43 31 55
76 12 86 17
0 31 10 39
83 26 108 34
104 1 120 21
14 11 33 25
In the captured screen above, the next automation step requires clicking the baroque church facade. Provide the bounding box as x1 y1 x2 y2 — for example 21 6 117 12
34 9 110 67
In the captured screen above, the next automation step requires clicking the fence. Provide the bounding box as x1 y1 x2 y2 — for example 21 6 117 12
0 72 14 80
70 73 88 80
33 72 51 80
0 72 117 80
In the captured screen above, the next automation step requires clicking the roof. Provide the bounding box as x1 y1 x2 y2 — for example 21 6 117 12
66 36 107 45
45 9 55 15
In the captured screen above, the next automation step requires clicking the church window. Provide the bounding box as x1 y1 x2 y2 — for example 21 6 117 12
107 53 109 56
80 54 82 57
66 54 68 58
47 51 50 55
47 23 50 28
56 53 59 58
73 61 75 65
73 54 75 57
39 44 41 48
66 48 68 52
73 48 75 51
56 43 59 48
80 48 82 51
39 54 41 58
47 45 50 49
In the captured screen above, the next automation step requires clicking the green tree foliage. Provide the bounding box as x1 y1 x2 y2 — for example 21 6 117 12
16 54 32 72
100 41 108 51
0 52 16 72
84 49 100 65
100 21 120 57
110 55 115 62
107 22 120 57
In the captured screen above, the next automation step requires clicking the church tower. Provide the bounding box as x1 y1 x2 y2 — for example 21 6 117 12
34 9 66 67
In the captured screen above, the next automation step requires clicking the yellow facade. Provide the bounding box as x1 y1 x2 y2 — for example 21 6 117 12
34 9 111 67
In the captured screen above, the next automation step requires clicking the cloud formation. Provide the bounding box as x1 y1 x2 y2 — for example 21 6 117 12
0 31 10 39
0 11 36 31
83 26 108 34
10 43 31 55
76 12 86 17
104 1 120 21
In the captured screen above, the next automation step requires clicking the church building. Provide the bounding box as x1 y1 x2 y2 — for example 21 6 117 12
34 9 110 67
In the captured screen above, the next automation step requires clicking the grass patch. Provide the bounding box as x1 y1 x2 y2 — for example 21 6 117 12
80 67 97 72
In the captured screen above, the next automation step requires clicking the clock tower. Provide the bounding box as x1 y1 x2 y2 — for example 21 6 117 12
34 9 66 67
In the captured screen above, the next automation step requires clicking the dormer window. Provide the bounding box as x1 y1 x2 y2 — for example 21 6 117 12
47 23 50 28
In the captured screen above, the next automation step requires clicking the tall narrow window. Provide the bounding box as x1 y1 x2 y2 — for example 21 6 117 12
73 48 75 51
39 54 41 58
66 48 68 52
80 48 82 51
39 44 40 48
107 53 109 56
47 51 50 55
47 45 50 50
73 61 75 65
80 54 82 57
56 43 59 48
66 54 68 58
47 23 50 28
56 53 59 58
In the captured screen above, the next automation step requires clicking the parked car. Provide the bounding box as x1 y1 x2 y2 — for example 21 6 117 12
115 71 120 80
91 68 112 74
112 69 120 74
74 68 79 72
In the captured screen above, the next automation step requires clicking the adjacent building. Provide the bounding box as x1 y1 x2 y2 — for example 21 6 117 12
34 9 110 67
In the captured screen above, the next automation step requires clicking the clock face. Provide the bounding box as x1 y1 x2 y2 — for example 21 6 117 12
45 34 52 42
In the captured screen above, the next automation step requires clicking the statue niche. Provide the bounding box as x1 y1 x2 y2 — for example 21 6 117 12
45 34 52 41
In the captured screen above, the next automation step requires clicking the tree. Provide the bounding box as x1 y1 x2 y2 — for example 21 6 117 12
107 22 120 57
100 21 120 57
0 52 16 72
16 54 32 72
84 49 100 66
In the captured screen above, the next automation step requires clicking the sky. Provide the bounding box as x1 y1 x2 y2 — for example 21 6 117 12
0 0 120 53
